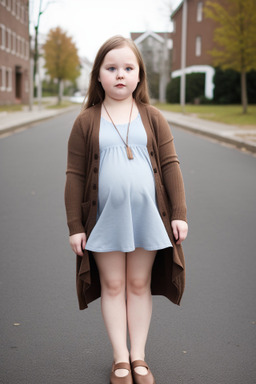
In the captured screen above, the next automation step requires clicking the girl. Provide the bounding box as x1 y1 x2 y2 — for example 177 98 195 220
65 36 188 384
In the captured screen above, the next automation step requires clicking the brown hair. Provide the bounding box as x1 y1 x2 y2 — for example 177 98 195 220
82 35 150 110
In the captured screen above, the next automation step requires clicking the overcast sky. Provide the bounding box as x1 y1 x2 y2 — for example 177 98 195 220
30 0 182 62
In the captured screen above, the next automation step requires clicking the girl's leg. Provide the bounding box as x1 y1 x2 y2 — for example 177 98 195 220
93 251 129 377
126 248 156 375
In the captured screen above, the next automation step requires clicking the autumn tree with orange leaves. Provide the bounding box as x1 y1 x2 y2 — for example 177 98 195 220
43 27 80 103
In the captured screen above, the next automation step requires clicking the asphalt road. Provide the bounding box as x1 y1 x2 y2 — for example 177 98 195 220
0 109 256 384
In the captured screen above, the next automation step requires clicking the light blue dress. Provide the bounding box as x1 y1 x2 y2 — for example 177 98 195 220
85 114 172 253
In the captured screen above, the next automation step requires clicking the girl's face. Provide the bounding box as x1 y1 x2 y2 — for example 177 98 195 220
98 45 140 102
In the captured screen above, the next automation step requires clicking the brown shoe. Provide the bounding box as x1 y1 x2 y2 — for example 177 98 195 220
131 360 155 384
110 362 133 384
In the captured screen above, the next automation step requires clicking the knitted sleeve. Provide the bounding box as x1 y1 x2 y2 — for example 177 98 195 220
64 116 87 235
153 108 187 222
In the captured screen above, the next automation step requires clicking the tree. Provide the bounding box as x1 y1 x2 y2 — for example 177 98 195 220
31 0 59 101
43 27 80 103
204 0 256 113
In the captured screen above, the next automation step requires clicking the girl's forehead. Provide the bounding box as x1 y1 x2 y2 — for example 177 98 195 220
102 46 138 64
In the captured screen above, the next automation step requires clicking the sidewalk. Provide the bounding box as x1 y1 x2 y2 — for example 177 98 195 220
0 103 79 136
1 103 256 153
160 110 256 153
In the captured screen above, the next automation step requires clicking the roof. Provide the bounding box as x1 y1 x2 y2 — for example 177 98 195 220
171 0 184 19
130 31 172 44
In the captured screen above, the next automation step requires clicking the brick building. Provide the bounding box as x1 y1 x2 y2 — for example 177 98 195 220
0 0 30 105
171 0 217 99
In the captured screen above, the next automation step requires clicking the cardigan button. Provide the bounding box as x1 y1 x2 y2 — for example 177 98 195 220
94 154 99 160
93 184 97 190
162 211 166 217
92 200 96 206
94 167 98 173
154 168 157 173
150 151 154 156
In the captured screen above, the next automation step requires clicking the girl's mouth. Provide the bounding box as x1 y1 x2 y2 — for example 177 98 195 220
116 84 125 88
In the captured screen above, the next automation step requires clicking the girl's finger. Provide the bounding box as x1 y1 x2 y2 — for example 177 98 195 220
173 226 179 241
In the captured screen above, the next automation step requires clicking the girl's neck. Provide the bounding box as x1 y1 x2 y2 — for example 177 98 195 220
103 96 134 109
102 97 138 124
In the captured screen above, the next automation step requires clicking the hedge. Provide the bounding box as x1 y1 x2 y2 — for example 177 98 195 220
166 73 205 103
166 69 256 104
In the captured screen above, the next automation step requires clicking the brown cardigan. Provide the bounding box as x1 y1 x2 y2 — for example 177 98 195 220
65 102 187 309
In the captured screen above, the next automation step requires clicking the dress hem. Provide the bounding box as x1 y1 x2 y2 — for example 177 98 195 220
85 243 173 253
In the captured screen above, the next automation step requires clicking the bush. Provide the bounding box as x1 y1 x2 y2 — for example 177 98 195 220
42 79 58 96
166 73 205 103
166 76 180 103
213 68 256 104
213 68 240 104
247 70 256 103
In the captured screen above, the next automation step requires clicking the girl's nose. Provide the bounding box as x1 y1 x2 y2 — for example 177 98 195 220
116 70 124 79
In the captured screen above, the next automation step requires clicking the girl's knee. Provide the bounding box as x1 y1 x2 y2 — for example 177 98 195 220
127 277 151 296
102 278 125 297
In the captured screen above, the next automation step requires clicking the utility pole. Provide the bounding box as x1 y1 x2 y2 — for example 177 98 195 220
33 0 43 109
180 0 188 113
33 0 42 83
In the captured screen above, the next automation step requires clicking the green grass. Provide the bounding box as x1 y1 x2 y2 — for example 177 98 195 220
155 103 256 127
46 100 74 109
0 104 23 112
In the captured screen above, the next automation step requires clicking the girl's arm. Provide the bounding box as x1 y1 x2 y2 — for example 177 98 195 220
155 110 187 223
153 109 188 243
65 116 87 237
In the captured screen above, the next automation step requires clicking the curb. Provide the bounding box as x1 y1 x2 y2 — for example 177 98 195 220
163 116 256 154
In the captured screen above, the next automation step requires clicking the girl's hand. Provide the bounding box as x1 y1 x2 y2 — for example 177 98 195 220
69 233 87 256
171 220 188 245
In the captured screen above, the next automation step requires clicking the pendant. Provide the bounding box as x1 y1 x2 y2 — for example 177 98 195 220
126 146 134 160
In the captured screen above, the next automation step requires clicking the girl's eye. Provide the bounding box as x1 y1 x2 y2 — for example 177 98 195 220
108 67 116 71
126 67 133 71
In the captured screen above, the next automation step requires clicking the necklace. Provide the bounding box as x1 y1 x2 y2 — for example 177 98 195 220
103 100 134 160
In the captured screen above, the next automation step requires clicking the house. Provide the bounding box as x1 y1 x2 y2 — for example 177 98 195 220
0 0 30 105
76 57 92 95
171 0 217 99
131 31 172 102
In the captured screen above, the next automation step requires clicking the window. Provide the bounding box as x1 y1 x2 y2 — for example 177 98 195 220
197 1 203 22
195 36 202 56
1 66 6 91
12 0 15 15
25 41 29 60
20 4 24 23
16 1 20 20
7 0 11 10
0 24 6 50
6 68 12 91
20 37 24 58
12 31 16 54
1 0 6 7
0 68 2 90
16 35 20 56
6 28 11 52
